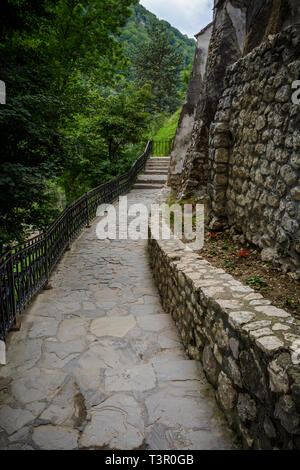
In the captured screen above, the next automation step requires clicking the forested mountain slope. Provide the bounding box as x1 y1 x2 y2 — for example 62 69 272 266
121 3 196 66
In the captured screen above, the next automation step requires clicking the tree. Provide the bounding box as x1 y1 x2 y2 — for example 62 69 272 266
132 24 184 113
0 0 135 249
46 0 134 91
0 0 63 248
59 83 152 202
179 60 193 100
95 85 152 161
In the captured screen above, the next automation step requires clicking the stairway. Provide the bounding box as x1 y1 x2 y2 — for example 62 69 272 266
133 157 170 190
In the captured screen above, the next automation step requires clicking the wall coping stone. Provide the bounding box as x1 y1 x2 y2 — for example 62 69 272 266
148 186 300 449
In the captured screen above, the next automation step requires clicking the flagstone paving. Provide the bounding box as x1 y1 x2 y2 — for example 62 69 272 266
0 189 235 450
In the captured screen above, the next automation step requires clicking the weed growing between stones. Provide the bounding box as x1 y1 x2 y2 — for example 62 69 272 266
246 276 267 289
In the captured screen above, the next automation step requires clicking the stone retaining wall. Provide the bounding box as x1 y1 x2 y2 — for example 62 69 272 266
148 214 300 449
207 26 300 274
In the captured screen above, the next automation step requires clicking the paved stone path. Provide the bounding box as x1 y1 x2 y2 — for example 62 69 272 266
0 189 235 450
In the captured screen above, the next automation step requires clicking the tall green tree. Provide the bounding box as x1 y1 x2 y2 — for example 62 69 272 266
95 85 152 162
120 3 195 72
47 0 134 92
132 24 184 113
60 84 152 201
0 0 134 249
0 0 62 248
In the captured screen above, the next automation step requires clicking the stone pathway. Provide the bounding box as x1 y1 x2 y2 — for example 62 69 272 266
0 189 235 450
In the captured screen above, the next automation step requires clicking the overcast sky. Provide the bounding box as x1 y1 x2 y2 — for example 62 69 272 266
139 0 214 38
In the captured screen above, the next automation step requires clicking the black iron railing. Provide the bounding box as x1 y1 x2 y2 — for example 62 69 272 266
0 140 153 341
152 138 173 157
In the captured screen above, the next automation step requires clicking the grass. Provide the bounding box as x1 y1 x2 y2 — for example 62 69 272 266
153 108 181 141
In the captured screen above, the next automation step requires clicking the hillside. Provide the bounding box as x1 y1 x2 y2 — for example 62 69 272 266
121 3 196 67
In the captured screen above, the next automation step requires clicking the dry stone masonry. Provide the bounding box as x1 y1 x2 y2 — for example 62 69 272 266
168 0 300 274
168 0 249 200
0 190 235 450
148 190 300 449
207 26 300 274
163 0 300 447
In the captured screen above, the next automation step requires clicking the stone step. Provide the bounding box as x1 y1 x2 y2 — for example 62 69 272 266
148 158 169 161
148 166 169 170
143 169 168 175
136 175 167 184
145 169 168 173
149 157 170 160
146 164 169 170
132 183 165 189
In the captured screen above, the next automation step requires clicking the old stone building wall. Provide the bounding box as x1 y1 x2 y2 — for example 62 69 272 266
168 23 213 190
168 0 300 200
244 0 300 54
167 0 300 274
207 26 300 274
168 0 248 199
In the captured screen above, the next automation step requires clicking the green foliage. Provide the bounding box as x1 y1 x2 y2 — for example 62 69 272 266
246 276 267 288
153 109 181 141
0 0 194 249
285 297 299 309
47 0 134 88
226 261 236 270
0 0 63 248
132 23 184 113
0 0 135 249
60 85 152 201
121 3 195 68
179 61 193 100
95 85 152 161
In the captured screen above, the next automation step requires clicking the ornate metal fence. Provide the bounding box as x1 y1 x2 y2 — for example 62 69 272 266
0 141 153 341
152 138 173 157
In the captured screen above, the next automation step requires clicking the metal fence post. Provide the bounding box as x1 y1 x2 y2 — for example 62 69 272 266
44 233 49 281
85 193 90 228
7 247 20 331
66 205 71 250
0 141 152 342
43 232 51 290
